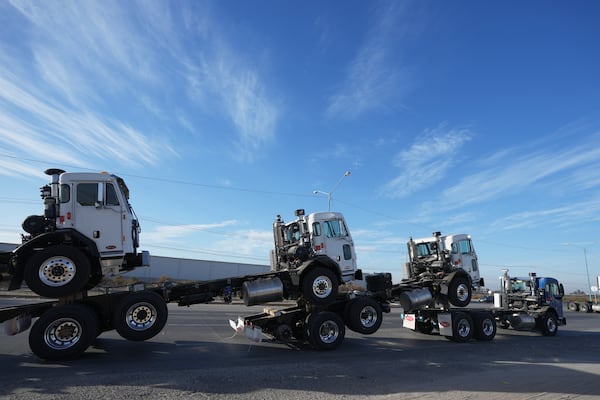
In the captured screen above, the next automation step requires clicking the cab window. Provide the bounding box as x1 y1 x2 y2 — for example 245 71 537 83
59 184 71 203
324 219 348 238
459 240 472 254
76 183 97 206
106 183 120 206
312 222 322 237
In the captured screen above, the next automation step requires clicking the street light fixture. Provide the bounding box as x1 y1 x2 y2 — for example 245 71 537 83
313 171 351 211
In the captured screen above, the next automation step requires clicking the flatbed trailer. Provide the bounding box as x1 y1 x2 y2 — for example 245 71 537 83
401 272 567 342
0 272 389 360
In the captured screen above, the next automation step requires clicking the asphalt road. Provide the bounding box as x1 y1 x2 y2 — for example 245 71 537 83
1 299 599 400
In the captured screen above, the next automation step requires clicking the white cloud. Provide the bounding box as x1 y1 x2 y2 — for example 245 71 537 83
439 136 600 210
380 123 472 198
491 197 600 231
143 220 239 243
327 2 418 119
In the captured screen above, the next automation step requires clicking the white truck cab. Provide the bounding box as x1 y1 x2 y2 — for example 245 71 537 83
7 169 149 298
407 232 481 287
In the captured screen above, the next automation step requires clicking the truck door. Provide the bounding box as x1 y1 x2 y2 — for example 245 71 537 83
542 278 564 318
321 218 357 281
453 238 481 286
72 182 125 256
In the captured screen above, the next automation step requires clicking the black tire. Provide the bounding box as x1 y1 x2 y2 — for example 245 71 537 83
24 245 91 298
539 312 558 336
345 297 383 335
447 276 472 308
29 303 98 361
306 311 345 350
567 302 579 312
579 303 590 313
113 291 168 341
448 312 474 342
301 267 338 305
473 312 497 341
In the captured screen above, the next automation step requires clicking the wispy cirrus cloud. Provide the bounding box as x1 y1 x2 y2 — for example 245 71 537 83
326 1 420 119
143 220 239 243
1 0 279 174
439 133 600 210
491 197 600 231
380 123 472 198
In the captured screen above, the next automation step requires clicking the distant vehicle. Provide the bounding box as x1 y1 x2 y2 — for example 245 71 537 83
478 295 494 303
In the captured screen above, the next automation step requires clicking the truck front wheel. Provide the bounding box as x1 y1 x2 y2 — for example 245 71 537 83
29 303 98 361
447 276 472 308
113 291 168 341
301 267 338 305
539 312 558 336
306 311 345 350
24 246 91 298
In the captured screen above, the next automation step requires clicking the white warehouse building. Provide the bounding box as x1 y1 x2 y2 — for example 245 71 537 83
0 243 270 282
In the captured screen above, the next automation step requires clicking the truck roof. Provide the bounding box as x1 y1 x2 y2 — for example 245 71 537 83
59 172 118 183
412 233 470 243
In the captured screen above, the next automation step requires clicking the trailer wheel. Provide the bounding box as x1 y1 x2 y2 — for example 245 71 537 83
345 297 382 335
29 304 98 361
24 246 91 298
578 303 590 313
539 312 558 336
447 276 472 308
473 312 496 341
567 302 579 312
113 291 168 341
447 312 473 342
301 267 338 305
306 311 345 350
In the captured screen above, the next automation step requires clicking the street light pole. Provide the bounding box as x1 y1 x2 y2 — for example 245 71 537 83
583 248 593 302
313 171 351 211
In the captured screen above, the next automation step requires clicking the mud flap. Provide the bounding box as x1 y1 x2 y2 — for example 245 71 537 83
403 313 416 330
437 313 453 336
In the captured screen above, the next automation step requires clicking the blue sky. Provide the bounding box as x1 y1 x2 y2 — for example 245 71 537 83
1 0 599 293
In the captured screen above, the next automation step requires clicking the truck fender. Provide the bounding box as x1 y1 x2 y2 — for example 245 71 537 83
10 229 102 290
439 270 471 295
298 256 343 284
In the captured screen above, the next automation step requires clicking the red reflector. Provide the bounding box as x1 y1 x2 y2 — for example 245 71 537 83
66 212 72 220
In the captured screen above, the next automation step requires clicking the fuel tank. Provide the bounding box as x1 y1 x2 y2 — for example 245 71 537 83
398 288 433 311
242 277 284 306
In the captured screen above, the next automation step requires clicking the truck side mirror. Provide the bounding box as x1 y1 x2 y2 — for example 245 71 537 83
95 182 104 208
558 283 564 298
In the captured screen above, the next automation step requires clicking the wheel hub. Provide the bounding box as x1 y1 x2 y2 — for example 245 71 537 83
126 303 157 331
45 319 81 349
359 306 378 328
318 321 339 344
39 257 76 287
312 276 332 299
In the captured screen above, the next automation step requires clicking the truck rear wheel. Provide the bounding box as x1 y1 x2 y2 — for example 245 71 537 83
567 302 579 312
447 276 472 308
344 297 382 335
447 312 473 342
539 312 558 336
29 303 98 361
113 291 168 341
473 312 496 341
306 311 345 350
578 303 590 313
24 246 91 298
301 267 338 305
